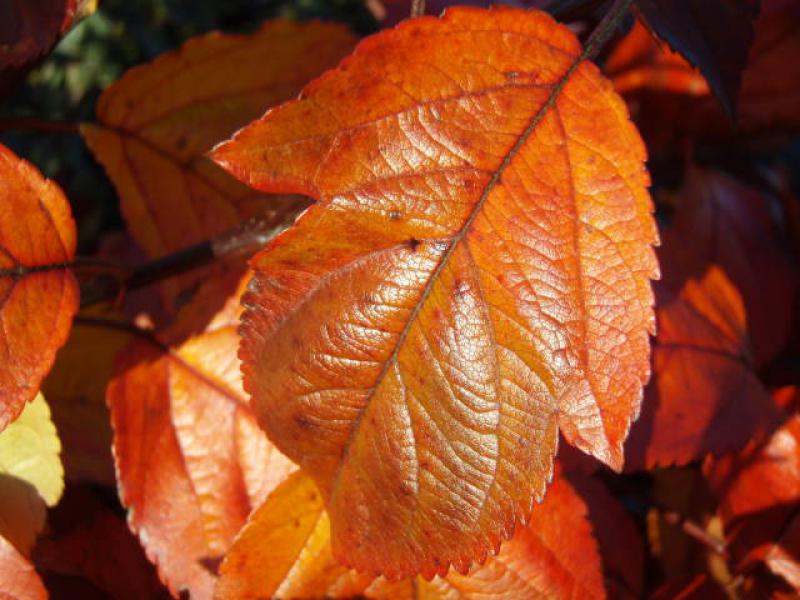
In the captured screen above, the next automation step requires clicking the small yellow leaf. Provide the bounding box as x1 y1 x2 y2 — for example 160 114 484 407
0 393 64 554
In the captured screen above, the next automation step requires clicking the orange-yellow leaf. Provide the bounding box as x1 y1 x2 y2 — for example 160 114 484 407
606 20 709 96
216 469 606 599
625 267 780 469
81 20 356 305
107 276 296 598
213 7 657 577
0 535 46 600
0 144 78 433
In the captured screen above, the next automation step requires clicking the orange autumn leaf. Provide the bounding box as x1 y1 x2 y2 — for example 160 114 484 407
606 20 710 97
216 469 605 599
107 276 296 598
0 535 46 600
213 6 657 577
625 267 780 469
81 20 356 305
0 144 78 433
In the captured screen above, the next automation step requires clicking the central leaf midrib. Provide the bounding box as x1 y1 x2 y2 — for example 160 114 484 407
329 44 590 500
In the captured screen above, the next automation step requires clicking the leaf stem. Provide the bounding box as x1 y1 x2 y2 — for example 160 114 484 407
0 116 80 134
73 315 166 349
582 0 635 62
410 0 426 18
661 509 728 556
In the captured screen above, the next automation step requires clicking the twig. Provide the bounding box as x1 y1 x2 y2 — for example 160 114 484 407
0 117 79 134
73 315 166 349
78 211 293 308
661 510 728 557
410 0 426 18
582 0 635 62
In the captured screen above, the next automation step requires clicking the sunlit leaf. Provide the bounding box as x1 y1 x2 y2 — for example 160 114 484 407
213 6 657 577
216 469 606 599
81 20 356 307
107 275 296 598
0 535 46 600
0 393 64 555
0 144 78 433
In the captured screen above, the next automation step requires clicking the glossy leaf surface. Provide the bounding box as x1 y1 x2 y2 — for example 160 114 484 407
0 145 78 433
107 276 295 598
216 469 605 599
214 7 657 577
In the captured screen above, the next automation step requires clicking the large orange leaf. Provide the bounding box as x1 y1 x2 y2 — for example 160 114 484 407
0 144 78 433
107 276 296 598
625 267 780 469
216 469 605 599
0 535 46 600
212 6 657 577
81 21 356 306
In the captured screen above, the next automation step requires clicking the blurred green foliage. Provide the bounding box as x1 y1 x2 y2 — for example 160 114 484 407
0 0 376 252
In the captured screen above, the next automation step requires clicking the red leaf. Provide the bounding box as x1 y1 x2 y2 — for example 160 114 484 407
107 275 296 598
625 267 780 468
0 535 46 600
662 167 795 366
705 399 800 591
0 144 78 433
213 7 657 577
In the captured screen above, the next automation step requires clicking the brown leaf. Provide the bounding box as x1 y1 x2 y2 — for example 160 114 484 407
41 306 130 486
107 275 296 598
0 0 95 98
213 7 657 577
32 485 170 600
0 144 78 433
81 20 356 308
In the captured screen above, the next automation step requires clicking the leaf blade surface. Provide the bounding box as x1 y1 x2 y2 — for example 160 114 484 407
214 7 657 577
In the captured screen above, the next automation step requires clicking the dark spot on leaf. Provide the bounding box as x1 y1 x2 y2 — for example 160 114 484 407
408 237 421 251
294 413 316 430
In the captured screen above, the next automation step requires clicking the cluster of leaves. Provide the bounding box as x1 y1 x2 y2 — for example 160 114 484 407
1 0 799 598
